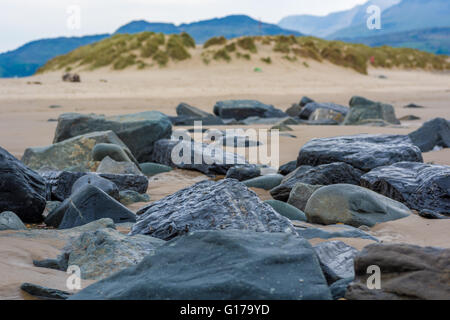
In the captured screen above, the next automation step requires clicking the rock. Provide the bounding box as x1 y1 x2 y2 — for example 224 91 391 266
271 117 298 131
219 135 261 147
271 163 363 201
298 102 348 121
0 146 46 223
399 115 420 121
92 143 137 164
285 103 302 117
70 230 331 300
41 170 148 201
293 221 379 241
96 156 143 175
297 134 423 172
55 185 136 229
404 103 425 108
298 119 339 125
20 283 71 300
57 228 165 280
345 244 450 300
278 160 297 175
418 209 449 220
52 111 172 162
22 130 129 172
305 184 411 227
264 200 307 221
408 118 450 152
43 201 61 217
119 190 150 205
361 162 450 215
71 173 120 201
330 278 353 300
300 96 314 107
288 183 323 211
169 115 224 126
130 179 296 240
225 164 261 181
243 174 284 190
0 211 27 231
309 107 347 123
150 139 247 176
343 96 400 125
271 123 293 132
241 117 289 125
139 162 172 176
62 73 80 82
213 100 286 120
176 102 212 118
313 241 359 284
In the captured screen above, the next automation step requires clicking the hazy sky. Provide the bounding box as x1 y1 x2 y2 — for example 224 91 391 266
0 0 367 53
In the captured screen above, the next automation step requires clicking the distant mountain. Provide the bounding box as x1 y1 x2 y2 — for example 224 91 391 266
0 35 109 78
116 15 303 43
278 0 400 37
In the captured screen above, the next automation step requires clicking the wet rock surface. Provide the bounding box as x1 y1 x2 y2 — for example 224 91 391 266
70 230 331 300
297 134 423 172
130 179 296 240
408 117 450 152
278 160 297 175
361 162 450 215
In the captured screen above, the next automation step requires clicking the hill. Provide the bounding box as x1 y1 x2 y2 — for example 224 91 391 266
38 32 450 76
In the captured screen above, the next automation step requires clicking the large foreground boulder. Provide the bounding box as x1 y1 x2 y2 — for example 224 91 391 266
343 96 400 125
213 100 286 120
22 130 129 172
270 163 363 201
305 184 411 227
130 179 296 240
70 230 331 300
0 146 46 223
53 111 172 162
345 244 450 300
408 117 450 152
150 139 247 176
297 134 423 172
361 162 450 215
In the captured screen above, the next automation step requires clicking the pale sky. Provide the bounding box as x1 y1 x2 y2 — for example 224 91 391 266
0 0 367 53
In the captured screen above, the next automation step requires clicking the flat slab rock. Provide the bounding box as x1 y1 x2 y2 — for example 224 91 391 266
361 162 450 215
131 179 296 240
345 244 450 300
70 230 331 300
297 134 423 172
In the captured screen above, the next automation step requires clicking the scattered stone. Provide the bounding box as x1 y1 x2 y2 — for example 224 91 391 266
271 163 363 201
278 160 297 175
343 96 400 125
97 156 143 175
298 119 339 125
305 184 411 227
213 100 286 120
20 283 71 300
139 162 172 176
53 111 172 162
0 211 27 231
345 244 450 300
418 209 449 220
243 174 284 190
399 115 421 121
119 190 150 205
288 183 323 211
62 73 80 82
226 164 261 181
71 173 120 201
285 103 302 117
404 103 425 108
297 134 423 172
313 241 359 284
49 105 62 109
241 117 290 125
300 96 314 107
264 200 307 221
22 130 129 171
70 230 331 300
408 117 450 152
176 102 213 118
130 179 296 240
361 162 450 215
0 146 46 223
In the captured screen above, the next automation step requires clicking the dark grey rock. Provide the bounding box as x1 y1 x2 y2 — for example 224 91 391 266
305 184 411 227
176 102 213 118
213 100 286 120
330 278 353 300
219 135 261 147
243 174 284 190
343 96 400 125
130 179 296 240
0 146 46 223
264 200 307 221
57 185 136 229
70 230 331 300
169 115 224 126
297 119 339 125
226 164 261 181
278 160 297 175
399 115 420 121
20 283 71 300
119 190 150 205
361 162 450 215
139 162 172 176
309 107 347 123
52 111 172 162
72 174 120 201
345 244 450 300
288 183 323 211
0 211 27 231
418 209 449 220
297 134 423 172
408 118 450 152
62 73 80 82
285 103 302 117
300 96 314 107
96 156 143 175
404 103 425 108
33 259 63 270
298 102 348 120
271 162 363 201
